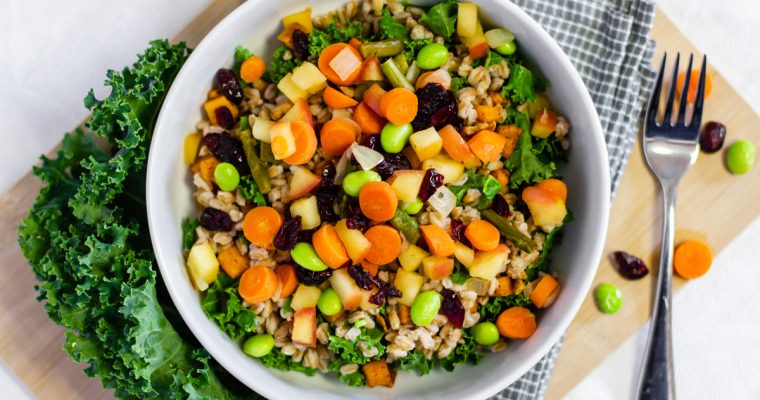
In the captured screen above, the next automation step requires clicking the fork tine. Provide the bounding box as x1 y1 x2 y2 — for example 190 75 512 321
676 54 694 126
662 53 680 125
691 55 708 128
647 53 667 124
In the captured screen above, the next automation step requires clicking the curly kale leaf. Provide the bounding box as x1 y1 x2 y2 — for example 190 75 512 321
439 332 481 372
201 273 257 339
260 348 317 376
328 327 386 365
264 46 303 83
308 17 366 58
398 349 434 376
419 0 458 38
328 359 367 387
447 170 503 210
378 9 408 40
503 109 566 188
525 211 573 280
239 175 267 206
479 294 533 321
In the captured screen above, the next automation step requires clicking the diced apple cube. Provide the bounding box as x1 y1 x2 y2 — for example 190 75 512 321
388 170 424 202
360 289 379 311
394 268 425 307
531 109 558 139
438 124 481 169
291 62 327 94
285 166 322 202
422 256 454 281
290 196 321 229
522 186 567 229
329 267 364 310
334 219 372 263
398 244 429 272
453 241 475 268
457 3 479 38
187 242 219 291
422 154 465 184
291 284 321 311
280 98 315 128
358 55 386 83
409 127 442 161
469 245 510 279
292 307 317 347
252 117 274 143
277 73 308 103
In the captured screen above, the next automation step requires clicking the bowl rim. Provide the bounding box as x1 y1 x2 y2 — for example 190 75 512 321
146 0 610 398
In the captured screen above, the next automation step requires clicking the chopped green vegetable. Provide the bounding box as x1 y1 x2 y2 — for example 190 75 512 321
450 74 468 93
450 260 470 285
263 46 303 83
328 327 386 365
482 209 537 253
239 175 267 206
419 0 458 38
503 110 566 188
479 294 532 321
381 58 415 91
447 170 502 209
378 9 409 40
439 332 481 372
261 347 317 376
391 208 421 244
403 38 433 61
308 30 331 58
233 45 254 85
328 359 367 386
525 211 573 280
503 63 536 103
398 349 434 376
309 17 366 59
360 39 404 58
239 129 272 194
202 273 257 339
484 50 505 67
182 217 200 250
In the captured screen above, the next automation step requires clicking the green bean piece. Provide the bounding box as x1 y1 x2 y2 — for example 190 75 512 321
359 39 404 58
405 61 421 86
239 130 272 194
259 142 275 163
381 58 415 91
394 53 409 75
481 209 537 253
390 208 421 244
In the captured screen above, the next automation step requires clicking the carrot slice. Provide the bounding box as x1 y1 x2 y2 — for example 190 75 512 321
496 307 537 339
420 224 455 257
318 43 363 85
240 56 266 83
218 245 249 279
674 240 713 279
352 101 386 135
535 178 567 203
467 130 507 163
239 265 278 304
323 86 359 109
283 121 318 165
348 37 362 51
677 69 713 103
361 259 379 276
275 264 298 298
363 84 387 116
312 224 350 269
379 87 418 125
464 219 500 252
358 181 398 222
530 275 560 308
363 225 402 265
242 206 284 249
320 119 358 157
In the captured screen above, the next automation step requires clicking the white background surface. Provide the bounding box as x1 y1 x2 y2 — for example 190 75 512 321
1 0 758 399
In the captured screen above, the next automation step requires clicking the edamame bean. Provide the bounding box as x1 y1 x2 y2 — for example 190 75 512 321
214 162 240 192
381 123 414 153
291 242 329 271
342 170 382 197
495 41 517 56
726 140 755 174
410 290 442 326
402 198 424 215
416 43 449 70
243 334 274 357
317 287 343 316
470 322 500 345
595 283 622 314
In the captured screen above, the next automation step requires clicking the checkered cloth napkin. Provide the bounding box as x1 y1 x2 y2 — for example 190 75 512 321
491 0 657 399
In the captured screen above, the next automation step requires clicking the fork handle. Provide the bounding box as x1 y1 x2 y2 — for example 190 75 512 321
637 183 677 400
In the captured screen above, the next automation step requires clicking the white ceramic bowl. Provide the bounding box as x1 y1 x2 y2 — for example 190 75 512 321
147 1 609 398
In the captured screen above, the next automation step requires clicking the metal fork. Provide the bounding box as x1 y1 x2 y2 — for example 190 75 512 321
637 53 707 400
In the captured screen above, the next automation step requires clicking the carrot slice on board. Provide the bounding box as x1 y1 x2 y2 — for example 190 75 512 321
674 240 713 279
496 307 537 339
242 206 284 249
239 265 278 304
677 69 713 103
363 225 402 265
358 181 398 222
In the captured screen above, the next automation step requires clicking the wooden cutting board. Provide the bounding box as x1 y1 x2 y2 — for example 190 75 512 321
1 1 758 399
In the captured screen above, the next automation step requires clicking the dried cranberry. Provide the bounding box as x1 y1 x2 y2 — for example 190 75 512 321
291 29 309 60
450 219 467 243
317 162 336 184
215 68 243 104
440 289 465 328
360 134 381 151
613 251 649 280
369 279 402 305
375 152 411 180
202 133 249 173
214 106 235 129
419 168 444 202
412 83 458 131
700 121 727 153
296 266 332 286
316 189 339 222
297 228 316 243
348 264 373 290
199 207 233 231
491 194 511 218
345 217 369 231
273 216 301 250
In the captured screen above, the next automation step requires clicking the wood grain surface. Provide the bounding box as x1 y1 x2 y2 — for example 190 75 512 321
1 2 757 399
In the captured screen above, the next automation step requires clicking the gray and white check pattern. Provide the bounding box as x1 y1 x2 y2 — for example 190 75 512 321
491 0 656 399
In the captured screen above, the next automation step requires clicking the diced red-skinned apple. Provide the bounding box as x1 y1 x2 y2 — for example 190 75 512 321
422 154 465 184
358 55 386 83
360 289 379 311
469 244 510 279
269 122 297 160
329 267 364 310
334 219 372 263
422 255 455 281
388 170 424 202
522 186 567 229
438 124 481 169
409 127 442 161
453 241 475 268
363 83 387 116
252 117 274 143
277 73 308 102
291 62 327 94
394 268 425 306
416 69 452 90
280 98 315 129
397 244 429 272
285 166 322 202
290 196 321 229
531 109 558 139
292 307 317 347
187 242 219 291
457 3 479 38
291 284 321 311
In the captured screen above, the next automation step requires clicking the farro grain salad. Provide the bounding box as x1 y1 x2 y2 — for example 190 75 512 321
183 0 572 388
